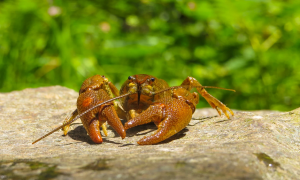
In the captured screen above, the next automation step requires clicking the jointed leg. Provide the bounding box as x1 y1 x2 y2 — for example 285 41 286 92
108 81 120 97
181 77 234 119
101 122 108 136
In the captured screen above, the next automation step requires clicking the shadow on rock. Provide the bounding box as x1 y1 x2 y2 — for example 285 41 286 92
66 125 124 145
66 126 90 143
156 128 188 145
125 122 157 137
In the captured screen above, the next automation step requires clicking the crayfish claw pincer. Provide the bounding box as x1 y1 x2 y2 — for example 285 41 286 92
75 76 126 143
125 98 193 145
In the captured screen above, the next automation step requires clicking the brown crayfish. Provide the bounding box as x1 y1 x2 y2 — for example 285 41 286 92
33 74 234 145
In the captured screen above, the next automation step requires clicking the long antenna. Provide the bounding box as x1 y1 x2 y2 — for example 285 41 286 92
151 85 235 95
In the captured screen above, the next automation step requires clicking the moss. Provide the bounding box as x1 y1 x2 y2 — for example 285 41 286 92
175 161 187 168
254 153 281 169
0 160 66 180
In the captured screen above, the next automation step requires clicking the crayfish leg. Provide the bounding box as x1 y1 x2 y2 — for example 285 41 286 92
181 77 234 119
101 122 108 137
200 91 234 119
128 109 137 119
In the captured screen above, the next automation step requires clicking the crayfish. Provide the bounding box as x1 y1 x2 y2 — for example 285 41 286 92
33 74 234 145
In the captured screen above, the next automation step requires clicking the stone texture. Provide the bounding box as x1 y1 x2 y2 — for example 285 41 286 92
0 86 299 179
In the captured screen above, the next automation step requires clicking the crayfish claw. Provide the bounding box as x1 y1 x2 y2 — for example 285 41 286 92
126 98 193 145
89 120 103 143
104 106 126 139
137 122 170 145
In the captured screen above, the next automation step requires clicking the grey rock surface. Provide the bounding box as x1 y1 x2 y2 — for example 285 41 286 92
0 86 299 180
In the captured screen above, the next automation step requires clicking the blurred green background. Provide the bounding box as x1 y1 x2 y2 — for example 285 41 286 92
0 0 299 111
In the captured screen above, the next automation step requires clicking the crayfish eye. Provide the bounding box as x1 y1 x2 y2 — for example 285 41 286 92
150 78 155 82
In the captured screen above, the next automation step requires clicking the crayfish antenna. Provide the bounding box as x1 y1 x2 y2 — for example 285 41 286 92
195 86 236 92
32 111 78 144
152 85 235 96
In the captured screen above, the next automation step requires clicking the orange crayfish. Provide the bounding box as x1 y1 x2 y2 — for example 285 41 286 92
32 74 234 145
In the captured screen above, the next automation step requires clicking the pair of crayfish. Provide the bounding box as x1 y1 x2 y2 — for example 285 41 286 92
33 74 234 145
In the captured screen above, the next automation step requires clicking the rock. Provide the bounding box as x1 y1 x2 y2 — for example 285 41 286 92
0 86 299 179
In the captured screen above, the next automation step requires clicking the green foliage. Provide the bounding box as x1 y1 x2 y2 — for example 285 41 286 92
0 0 299 111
